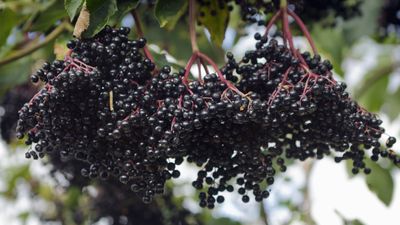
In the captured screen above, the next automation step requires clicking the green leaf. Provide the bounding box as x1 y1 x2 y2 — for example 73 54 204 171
64 0 84 21
365 159 394 206
110 0 140 23
342 0 384 45
18 212 30 223
0 56 35 96
1 165 31 198
198 0 229 46
335 210 366 225
65 187 82 208
383 87 400 121
155 0 188 30
311 25 347 76
0 8 18 47
31 0 67 32
149 48 185 69
356 56 393 112
82 0 118 37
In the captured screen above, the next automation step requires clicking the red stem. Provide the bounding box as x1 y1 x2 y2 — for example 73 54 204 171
189 0 199 52
200 58 209 74
264 10 282 37
281 8 296 55
197 52 241 94
132 10 155 63
183 53 199 85
196 58 203 82
287 10 318 55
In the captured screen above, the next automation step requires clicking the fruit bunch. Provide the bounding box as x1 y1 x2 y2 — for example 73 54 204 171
16 14 398 209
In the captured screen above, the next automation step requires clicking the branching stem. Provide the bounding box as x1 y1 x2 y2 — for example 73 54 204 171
132 10 155 63
189 0 199 52
287 10 318 55
0 22 68 67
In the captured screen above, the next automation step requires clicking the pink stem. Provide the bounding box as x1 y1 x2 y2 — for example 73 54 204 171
282 8 296 55
197 52 241 94
287 10 318 55
196 58 203 82
264 10 282 37
183 53 199 84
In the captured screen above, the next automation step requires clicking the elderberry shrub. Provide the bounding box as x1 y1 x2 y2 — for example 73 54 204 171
0 83 37 143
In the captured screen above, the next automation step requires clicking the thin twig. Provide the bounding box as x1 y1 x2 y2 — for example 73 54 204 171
287 10 318 55
131 9 155 63
0 22 68 67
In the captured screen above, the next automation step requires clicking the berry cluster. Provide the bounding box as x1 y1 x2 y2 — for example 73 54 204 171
17 26 398 208
17 27 166 203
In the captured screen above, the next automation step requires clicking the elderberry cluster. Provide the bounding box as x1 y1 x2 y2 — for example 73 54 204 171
16 26 398 209
17 26 168 203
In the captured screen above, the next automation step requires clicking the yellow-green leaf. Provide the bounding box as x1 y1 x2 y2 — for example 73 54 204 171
155 0 188 30
198 1 229 46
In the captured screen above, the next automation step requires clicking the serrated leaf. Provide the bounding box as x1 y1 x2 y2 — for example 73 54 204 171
198 1 229 46
31 0 67 32
0 8 18 48
365 159 394 206
110 0 140 23
81 0 118 38
155 0 188 30
64 0 84 21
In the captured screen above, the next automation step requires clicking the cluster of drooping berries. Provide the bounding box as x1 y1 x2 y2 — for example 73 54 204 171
0 83 37 143
222 35 399 174
197 0 363 26
379 0 400 37
17 26 169 203
17 26 398 208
